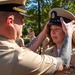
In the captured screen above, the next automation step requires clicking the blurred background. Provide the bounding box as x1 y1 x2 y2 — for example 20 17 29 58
22 0 75 44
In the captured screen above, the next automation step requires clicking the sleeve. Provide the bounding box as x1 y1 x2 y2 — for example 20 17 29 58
60 35 72 67
11 47 57 75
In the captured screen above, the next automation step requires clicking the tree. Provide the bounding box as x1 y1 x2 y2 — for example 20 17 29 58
22 0 75 36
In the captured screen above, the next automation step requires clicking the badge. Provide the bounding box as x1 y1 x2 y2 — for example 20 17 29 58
51 11 57 19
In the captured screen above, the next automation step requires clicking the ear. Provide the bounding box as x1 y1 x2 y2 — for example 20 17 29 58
6 15 14 25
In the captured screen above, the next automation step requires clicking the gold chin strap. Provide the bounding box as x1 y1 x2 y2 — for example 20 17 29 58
13 7 27 13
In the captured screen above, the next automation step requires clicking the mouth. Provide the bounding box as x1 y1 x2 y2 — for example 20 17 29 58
52 36 58 41
52 36 57 38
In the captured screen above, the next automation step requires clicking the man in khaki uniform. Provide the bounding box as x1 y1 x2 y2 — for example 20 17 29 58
0 0 75 75
45 8 75 75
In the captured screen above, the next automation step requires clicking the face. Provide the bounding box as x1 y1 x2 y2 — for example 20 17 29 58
50 25 65 44
14 13 25 39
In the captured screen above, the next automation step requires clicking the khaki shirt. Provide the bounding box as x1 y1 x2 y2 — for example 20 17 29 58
45 46 75 75
0 36 57 75
16 37 24 47
42 37 50 51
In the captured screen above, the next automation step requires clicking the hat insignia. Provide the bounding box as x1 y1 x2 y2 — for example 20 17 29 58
13 7 27 13
51 11 57 19
52 12 55 19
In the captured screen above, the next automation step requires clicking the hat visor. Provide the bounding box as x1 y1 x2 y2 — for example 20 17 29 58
13 6 29 18
0 4 29 18
19 12 29 17
48 22 61 26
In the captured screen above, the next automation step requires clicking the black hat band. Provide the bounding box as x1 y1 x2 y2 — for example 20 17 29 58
0 4 22 12
48 16 71 26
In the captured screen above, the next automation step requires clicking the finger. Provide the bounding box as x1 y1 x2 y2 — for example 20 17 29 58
60 17 66 25
45 21 49 27
71 20 75 24
46 21 49 25
67 20 75 26
60 17 67 29
73 24 75 31
60 17 68 35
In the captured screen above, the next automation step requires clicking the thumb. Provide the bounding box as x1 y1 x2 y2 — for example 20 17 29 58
60 17 67 34
60 17 66 28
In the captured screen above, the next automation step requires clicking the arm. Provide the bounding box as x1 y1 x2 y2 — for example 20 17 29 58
60 18 75 67
13 20 75 75
25 21 49 52
13 31 73 75
55 18 75 72
60 34 72 67
25 19 74 73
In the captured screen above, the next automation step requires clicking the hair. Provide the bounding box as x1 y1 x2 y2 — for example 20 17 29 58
0 12 8 24
48 29 75 48
0 11 14 25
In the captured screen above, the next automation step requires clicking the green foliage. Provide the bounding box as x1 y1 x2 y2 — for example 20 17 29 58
22 0 75 36
24 38 31 45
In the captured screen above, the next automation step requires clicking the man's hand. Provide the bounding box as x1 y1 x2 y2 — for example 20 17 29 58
60 17 75 36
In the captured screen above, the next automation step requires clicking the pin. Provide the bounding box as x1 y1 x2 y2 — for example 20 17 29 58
51 11 57 19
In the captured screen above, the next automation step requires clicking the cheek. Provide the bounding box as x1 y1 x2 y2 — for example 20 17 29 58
18 26 23 34
58 32 65 40
17 25 23 31
15 25 23 36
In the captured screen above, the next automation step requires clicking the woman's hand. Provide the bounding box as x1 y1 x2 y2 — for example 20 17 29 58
42 21 50 37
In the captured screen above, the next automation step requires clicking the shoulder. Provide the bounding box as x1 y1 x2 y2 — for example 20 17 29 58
45 46 54 54
44 37 50 42
19 38 24 41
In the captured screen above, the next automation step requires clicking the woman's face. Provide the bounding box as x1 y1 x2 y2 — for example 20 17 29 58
50 25 65 44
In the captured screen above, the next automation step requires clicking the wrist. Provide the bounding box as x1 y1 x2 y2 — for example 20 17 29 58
41 31 47 38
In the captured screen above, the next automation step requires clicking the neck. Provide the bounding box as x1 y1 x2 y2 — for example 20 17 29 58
56 43 63 49
0 25 16 41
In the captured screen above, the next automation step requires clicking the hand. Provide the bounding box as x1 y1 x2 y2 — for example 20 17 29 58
60 17 75 36
42 21 50 37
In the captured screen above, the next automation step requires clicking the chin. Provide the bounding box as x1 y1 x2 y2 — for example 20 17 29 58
17 33 21 39
16 36 20 40
53 40 57 43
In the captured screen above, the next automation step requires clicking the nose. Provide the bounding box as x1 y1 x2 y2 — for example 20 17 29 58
51 29 56 34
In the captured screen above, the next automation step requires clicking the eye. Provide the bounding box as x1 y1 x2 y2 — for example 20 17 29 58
56 28 60 30
55 28 62 31
56 28 61 30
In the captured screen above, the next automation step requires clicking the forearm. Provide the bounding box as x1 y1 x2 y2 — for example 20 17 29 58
54 34 72 73
25 31 46 52
60 34 72 67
